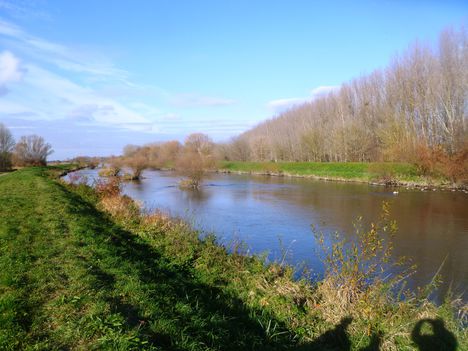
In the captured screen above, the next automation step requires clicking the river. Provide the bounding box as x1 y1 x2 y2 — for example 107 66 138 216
67 168 468 302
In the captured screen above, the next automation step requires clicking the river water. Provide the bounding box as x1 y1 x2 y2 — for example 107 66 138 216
68 169 468 302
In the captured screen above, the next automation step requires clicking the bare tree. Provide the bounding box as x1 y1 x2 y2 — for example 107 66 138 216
158 140 182 167
14 135 53 166
184 133 214 156
123 144 140 158
176 133 216 189
0 123 15 171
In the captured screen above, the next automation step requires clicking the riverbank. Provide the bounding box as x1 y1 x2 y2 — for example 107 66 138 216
0 167 466 350
218 161 466 190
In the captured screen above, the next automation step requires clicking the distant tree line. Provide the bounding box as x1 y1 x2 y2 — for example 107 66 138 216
218 27 467 165
0 123 53 171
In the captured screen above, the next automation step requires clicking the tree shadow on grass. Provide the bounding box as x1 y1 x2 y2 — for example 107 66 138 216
62 185 299 350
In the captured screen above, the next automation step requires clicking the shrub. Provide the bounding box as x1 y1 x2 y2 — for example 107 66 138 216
99 195 140 224
93 176 140 225
314 203 413 323
175 133 216 189
94 177 122 198
176 151 215 189
414 143 468 184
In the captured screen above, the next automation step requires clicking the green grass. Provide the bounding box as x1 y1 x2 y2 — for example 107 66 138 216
0 167 302 350
0 167 465 350
219 161 431 183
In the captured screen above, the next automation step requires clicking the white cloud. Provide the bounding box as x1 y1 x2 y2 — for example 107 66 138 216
310 85 338 98
0 62 153 130
0 50 24 85
0 19 158 131
267 97 306 110
267 85 339 112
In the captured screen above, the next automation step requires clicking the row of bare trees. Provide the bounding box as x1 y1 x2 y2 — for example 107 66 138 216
112 133 216 188
0 123 53 171
219 27 467 163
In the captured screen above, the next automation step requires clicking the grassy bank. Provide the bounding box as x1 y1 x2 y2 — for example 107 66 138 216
218 161 457 188
0 167 466 350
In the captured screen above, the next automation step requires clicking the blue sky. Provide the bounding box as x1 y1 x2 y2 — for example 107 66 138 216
0 0 466 159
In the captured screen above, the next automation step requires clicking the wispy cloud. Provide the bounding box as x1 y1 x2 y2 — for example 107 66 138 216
0 50 25 95
0 18 159 133
0 19 128 80
267 85 339 112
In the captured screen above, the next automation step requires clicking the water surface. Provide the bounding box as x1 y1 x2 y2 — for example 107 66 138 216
70 169 468 301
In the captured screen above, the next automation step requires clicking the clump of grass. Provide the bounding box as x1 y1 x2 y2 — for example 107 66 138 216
314 203 405 320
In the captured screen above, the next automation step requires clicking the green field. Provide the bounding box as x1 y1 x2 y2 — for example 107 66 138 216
217 161 463 190
0 167 465 350
219 161 422 182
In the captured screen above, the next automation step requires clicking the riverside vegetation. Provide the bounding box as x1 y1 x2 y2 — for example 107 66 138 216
217 160 468 190
0 165 466 350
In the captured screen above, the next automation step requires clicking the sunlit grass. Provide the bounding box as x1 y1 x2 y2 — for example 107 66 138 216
219 161 444 184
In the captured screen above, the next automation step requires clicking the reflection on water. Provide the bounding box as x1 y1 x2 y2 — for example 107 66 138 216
69 169 468 302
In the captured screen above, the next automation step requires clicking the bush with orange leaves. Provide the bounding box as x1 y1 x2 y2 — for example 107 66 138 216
414 143 468 185
94 177 140 223
94 176 121 198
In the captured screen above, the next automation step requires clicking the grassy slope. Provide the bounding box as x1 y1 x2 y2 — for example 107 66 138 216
0 167 303 350
219 161 429 184
0 167 465 350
